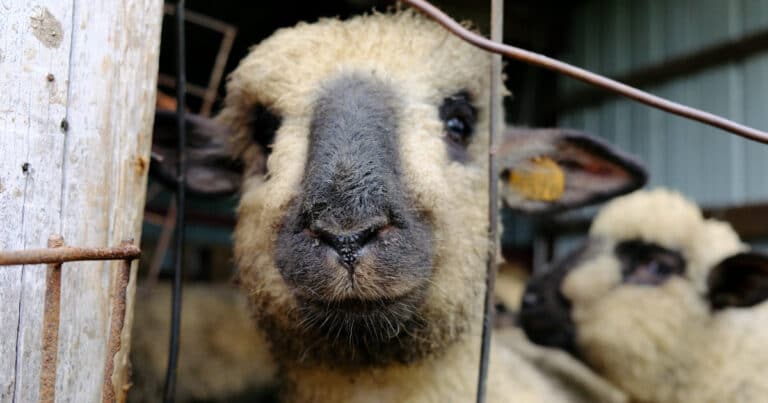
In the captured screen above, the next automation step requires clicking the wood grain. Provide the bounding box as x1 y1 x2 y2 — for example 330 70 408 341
0 0 162 401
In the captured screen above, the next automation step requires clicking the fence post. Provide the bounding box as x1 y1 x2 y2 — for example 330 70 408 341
0 1 163 401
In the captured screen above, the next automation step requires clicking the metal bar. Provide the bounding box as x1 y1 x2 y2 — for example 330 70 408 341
157 75 209 99
559 27 768 111
158 6 237 117
146 199 177 290
401 0 768 145
0 244 140 266
532 234 549 276
200 26 237 117
102 240 134 403
163 0 187 401
38 235 64 403
477 0 503 402
163 3 236 34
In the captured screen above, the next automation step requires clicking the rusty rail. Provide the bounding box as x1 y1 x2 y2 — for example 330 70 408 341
0 236 141 403
102 240 135 403
38 235 64 403
0 244 141 266
160 3 237 117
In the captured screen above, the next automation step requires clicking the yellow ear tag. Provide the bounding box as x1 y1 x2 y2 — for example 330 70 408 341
508 156 565 201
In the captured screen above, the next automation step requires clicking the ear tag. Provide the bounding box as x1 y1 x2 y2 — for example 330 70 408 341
508 156 565 201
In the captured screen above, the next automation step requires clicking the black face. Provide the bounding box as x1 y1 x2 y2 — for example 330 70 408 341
271 74 435 366
519 244 588 356
615 241 686 286
520 239 687 356
247 104 281 173
439 91 477 161
708 252 768 310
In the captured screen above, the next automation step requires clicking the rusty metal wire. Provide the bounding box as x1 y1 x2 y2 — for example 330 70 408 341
38 235 64 403
160 4 237 117
163 1 188 402
0 235 139 403
0 243 140 266
401 0 768 145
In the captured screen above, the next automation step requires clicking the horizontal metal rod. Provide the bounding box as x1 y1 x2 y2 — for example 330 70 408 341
157 74 209 99
401 0 768 145
0 243 140 266
557 26 768 111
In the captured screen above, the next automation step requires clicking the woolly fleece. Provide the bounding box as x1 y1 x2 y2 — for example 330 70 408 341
218 9 622 403
128 284 277 402
562 189 768 403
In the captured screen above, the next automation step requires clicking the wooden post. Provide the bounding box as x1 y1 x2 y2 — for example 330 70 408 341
0 1 162 401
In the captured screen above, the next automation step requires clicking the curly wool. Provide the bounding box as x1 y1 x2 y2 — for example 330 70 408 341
588 188 745 292
563 189 768 403
215 10 626 403
128 284 277 403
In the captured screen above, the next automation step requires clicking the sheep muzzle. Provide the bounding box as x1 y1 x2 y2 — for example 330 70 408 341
272 74 434 349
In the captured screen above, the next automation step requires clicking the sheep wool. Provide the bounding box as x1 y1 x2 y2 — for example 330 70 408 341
559 189 768 403
219 10 491 402
207 9 631 402
128 284 277 403
587 188 745 292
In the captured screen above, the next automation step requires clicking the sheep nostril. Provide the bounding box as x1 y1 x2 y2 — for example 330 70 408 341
522 292 539 308
310 219 386 268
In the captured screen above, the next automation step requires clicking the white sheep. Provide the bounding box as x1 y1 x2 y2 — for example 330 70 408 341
520 188 768 403
127 278 627 403
128 284 278 403
142 9 646 402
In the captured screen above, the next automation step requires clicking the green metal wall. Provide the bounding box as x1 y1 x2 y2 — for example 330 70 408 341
560 0 768 205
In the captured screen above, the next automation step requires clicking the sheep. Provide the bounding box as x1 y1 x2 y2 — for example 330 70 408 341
520 188 768 403
127 277 626 403
492 261 531 328
128 284 278 403
144 9 646 402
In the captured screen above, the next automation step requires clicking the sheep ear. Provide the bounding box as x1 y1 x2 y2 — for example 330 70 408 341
707 252 768 309
150 110 243 197
498 128 647 214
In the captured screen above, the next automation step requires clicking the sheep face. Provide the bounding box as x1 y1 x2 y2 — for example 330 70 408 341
520 190 745 354
520 189 768 400
218 12 493 367
157 11 647 370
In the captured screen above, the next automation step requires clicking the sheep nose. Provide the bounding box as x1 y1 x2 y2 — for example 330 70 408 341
521 292 539 308
310 220 385 268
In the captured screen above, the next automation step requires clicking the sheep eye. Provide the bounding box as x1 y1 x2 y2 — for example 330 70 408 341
439 91 476 147
615 241 686 286
248 104 281 153
446 117 468 139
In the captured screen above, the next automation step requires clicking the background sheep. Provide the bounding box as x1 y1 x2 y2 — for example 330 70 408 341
145 9 645 402
520 188 768 402
128 284 277 403
128 273 627 402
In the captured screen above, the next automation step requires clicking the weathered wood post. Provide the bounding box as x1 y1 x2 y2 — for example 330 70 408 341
0 0 163 401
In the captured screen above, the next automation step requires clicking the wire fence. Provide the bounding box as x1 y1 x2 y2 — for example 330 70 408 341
0 236 140 403
2 1 768 402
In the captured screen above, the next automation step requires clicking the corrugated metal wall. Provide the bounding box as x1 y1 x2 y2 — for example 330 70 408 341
559 0 768 206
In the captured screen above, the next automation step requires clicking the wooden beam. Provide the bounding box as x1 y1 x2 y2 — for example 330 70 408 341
536 202 768 246
704 203 768 242
0 0 162 401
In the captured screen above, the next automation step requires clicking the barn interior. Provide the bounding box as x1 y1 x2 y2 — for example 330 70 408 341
131 1 768 402
141 0 584 283
142 0 768 286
